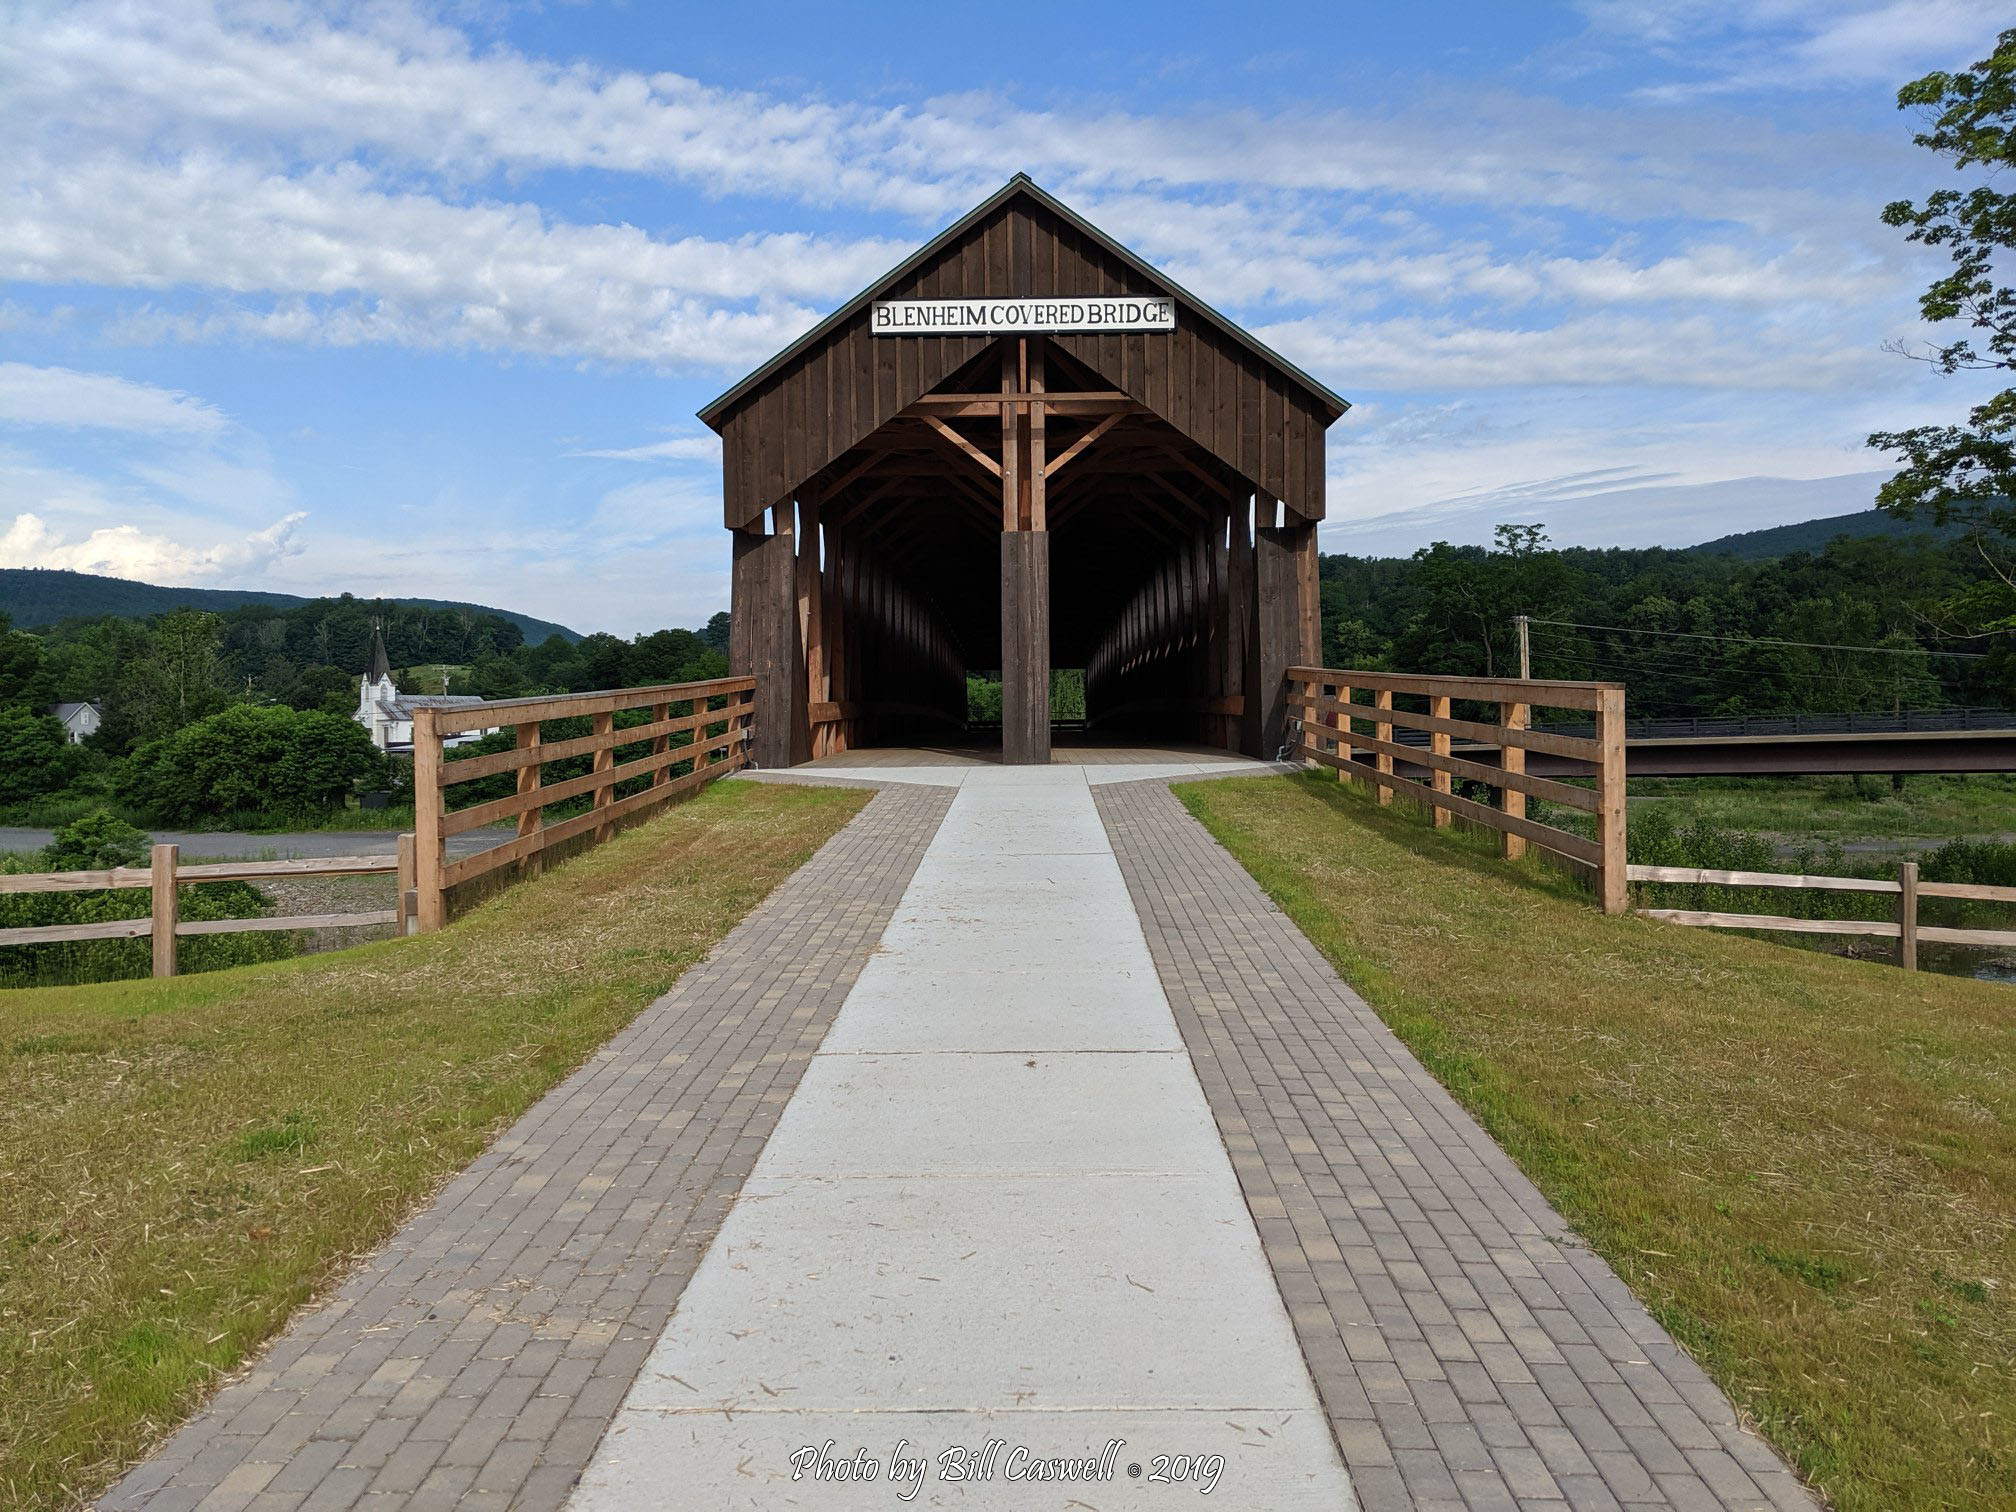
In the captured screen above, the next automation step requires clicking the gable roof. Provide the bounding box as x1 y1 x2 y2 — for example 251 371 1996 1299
700 177 1348 525
699 174 1347 427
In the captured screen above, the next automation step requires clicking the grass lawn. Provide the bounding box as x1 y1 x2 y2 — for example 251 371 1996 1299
1179 772 2015 1512
1627 773 2016 844
0 779 869 1510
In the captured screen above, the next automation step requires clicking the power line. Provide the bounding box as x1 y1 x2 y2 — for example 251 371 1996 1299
1526 617 1990 660
1527 631 1953 686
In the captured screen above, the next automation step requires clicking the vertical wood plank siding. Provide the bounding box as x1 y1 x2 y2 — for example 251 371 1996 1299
713 198 1335 529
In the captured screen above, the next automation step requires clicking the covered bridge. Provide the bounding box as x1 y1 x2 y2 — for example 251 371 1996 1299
701 175 1347 767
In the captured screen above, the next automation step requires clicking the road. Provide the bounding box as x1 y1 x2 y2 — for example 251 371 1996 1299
0 826 511 861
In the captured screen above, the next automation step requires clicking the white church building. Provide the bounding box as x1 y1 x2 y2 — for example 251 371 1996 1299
353 629 498 753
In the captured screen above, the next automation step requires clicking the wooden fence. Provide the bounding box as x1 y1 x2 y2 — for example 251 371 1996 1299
1629 862 2016 971
411 676 756 932
1286 667 1629 913
0 842 414 978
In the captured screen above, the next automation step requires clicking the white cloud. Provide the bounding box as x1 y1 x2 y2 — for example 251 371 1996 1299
0 362 229 435
571 436 723 463
0 509 306 582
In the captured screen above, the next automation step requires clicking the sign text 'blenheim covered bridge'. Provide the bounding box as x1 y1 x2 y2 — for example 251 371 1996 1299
699 175 1348 767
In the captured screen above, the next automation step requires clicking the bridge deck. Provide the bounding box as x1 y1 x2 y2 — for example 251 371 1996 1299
104 762 1814 1512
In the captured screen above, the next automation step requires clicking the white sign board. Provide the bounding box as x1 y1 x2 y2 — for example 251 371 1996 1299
870 296 1176 336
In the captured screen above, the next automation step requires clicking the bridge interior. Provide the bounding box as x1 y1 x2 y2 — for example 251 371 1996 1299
739 336 1319 765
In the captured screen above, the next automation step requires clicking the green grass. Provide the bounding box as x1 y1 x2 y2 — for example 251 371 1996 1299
1627 773 2016 843
0 779 869 1510
1178 772 2015 1512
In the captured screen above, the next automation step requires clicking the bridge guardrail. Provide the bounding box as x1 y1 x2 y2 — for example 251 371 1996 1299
412 676 756 932
1287 667 1628 913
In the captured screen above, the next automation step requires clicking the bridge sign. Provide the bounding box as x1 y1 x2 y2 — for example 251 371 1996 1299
870 296 1177 335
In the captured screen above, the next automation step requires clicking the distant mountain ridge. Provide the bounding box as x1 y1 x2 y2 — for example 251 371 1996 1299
1688 507 1968 560
0 567 582 644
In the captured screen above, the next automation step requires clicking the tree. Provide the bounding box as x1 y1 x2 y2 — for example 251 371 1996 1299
0 709 80 804
1870 30 2016 542
701 611 731 654
118 607 229 741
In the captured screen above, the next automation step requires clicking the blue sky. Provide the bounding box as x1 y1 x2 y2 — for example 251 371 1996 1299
0 0 2006 636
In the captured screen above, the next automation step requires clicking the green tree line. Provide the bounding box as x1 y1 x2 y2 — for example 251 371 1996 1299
1319 524 2011 718
0 594 732 827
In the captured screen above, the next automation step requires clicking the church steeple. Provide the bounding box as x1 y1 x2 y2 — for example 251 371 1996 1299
366 624 391 683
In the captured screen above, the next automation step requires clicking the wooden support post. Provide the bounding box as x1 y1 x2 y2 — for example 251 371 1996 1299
1029 343 1047 532
1595 686 1628 914
591 710 615 842
150 842 178 979
1374 688 1395 806
1001 343 1021 532
1430 694 1453 827
395 831 417 937
413 706 447 933
1898 860 1920 971
1002 530 1051 764
1253 514 1306 758
730 518 806 768
515 719 543 879
1501 700 1529 859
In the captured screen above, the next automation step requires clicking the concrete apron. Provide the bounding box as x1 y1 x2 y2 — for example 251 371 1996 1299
571 767 1354 1510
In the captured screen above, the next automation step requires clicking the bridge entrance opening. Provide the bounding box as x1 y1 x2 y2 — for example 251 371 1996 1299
703 176 1348 767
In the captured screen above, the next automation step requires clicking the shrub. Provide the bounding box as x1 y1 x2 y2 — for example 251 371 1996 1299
41 810 149 870
119 704 388 823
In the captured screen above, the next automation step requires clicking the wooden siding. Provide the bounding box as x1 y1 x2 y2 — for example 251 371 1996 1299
712 193 1337 528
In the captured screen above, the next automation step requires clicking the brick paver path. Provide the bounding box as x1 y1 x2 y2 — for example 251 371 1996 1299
102 759 1822 1511
99 785 951 1512
1094 778 1817 1512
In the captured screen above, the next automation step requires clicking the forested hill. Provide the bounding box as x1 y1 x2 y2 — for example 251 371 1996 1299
1687 508 1966 560
0 568 581 645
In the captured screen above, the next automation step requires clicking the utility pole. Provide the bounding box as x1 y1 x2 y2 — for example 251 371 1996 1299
1515 614 1531 680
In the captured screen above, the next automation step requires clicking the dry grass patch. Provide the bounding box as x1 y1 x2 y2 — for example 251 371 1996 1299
0 780 869 1510
1179 772 2015 1512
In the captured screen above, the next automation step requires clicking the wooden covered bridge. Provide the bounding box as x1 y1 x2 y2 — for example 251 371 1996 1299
703 175 1347 767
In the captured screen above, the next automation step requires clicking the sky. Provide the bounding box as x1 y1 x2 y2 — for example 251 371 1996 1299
0 0 2007 637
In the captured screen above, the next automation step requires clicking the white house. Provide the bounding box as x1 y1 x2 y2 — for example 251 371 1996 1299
353 629 497 752
49 701 101 744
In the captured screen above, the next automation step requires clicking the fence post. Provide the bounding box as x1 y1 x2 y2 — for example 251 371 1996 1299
591 710 616 842
1500 700 1529 860
150 843 178 979
652 700 671 788
412 707 447 933
395 832 417 937
1374 688 1394 805
1336 684 1353 782
1596 686 1628 915
1898 860 1919 971
1429 693 1453 828
515 719 543 880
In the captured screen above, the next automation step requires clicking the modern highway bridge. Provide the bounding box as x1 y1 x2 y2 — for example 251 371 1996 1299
1389 706 2016 778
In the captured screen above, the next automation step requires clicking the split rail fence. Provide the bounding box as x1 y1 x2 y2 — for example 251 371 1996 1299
1286 666 1629 913
411 675 756 931
0 844 414 979
1629 862 2016 971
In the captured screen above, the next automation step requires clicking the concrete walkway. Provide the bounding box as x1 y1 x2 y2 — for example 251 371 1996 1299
100 752 1818 1511
575 765 1351 1508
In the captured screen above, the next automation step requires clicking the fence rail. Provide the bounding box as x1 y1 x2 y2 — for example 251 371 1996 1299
1286 667 1628 913
411 675 757 931
0 842 413 976
1626 862 2016 970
